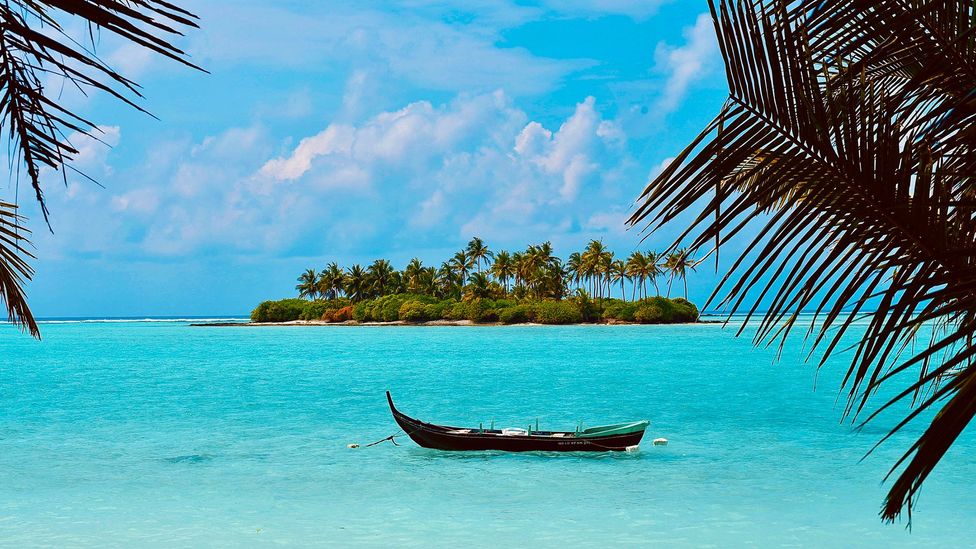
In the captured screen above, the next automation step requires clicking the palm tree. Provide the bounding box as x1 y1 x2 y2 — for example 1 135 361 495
463 272 499 301
510 251 525 293
404 258 425 294
0 3 201 337
388 270 406 294
419 267 438 296
627 1 976 521
610 260 628 301
343 265 369 302
466 237 492 273
598 251 614 299
625 252 645 301
367 259 395 297
663 250 695 299
449 250 475 285
566 252 584 293
645 252 662 297
296 269 319 300
318 262 344 299
438 262 462 299
582 240 608 298
490 251 514 293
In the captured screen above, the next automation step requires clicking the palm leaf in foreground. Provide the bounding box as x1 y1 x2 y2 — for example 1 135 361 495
629 0 976 523
0 1 201 335
0 202 38 337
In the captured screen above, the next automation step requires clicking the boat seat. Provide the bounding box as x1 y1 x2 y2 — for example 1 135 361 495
447 429 471 434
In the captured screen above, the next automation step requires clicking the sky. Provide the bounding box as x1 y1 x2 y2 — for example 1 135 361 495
9 0 730 317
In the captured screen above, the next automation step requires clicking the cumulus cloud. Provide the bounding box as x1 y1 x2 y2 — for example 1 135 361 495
29 92 644 262
654 13 718 113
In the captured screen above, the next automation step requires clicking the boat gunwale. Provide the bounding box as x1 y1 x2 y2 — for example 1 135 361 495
387 391 647 443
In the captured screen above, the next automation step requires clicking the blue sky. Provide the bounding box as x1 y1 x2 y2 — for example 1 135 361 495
12 0 730 317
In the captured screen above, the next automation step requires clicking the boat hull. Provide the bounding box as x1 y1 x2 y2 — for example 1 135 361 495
387 392 646 452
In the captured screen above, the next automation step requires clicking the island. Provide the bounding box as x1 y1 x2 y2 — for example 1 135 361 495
244 238 701 326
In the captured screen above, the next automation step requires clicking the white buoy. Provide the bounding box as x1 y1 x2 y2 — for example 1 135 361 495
652 437 669 446
347 443 360 449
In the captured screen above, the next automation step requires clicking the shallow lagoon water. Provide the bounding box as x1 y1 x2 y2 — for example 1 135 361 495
1 320 974 547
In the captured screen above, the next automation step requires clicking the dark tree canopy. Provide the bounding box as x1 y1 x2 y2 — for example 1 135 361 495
631 1 976 522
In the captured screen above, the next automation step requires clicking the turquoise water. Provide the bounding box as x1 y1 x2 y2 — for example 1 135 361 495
1 320 974 547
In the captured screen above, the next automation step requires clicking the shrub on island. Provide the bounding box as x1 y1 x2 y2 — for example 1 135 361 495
251 298 307 322
602 300 638 322
634 304 664 323
250 294 698 325
463 299 500 323
533 300 583 324
499 304 534 324
322 305 354 322
399 300 430 323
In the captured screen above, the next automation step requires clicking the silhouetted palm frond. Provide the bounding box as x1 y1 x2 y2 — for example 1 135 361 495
0 201 37 336
0 1 200 335
630 0 976 523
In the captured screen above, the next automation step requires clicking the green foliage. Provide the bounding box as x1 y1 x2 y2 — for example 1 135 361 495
533 300 582 324
463 299 499 322
399 300 430 323
499 304 534 324
255 292 698 325
352 301 371 322
634 304 663 324
299 300 329 320
669 298 699 322
443 301 467 320
603 300 639 322
423 299 455 320
250 299 307 323
572 293 600 323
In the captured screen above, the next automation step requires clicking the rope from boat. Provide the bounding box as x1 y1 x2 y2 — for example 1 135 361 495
350 426 421 449
364 432 402 447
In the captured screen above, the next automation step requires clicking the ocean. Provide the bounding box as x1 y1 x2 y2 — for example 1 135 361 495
1 319 973 547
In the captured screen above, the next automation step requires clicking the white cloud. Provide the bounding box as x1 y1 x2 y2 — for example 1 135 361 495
539 0 671 19
46 124 116 162
514 97 623 202
106 42 155 79
585 208 631 235
26 92 645 263
260 125 355 181
654 13 718 113
185 2 589 96
649 156 676 180
111 188 159 215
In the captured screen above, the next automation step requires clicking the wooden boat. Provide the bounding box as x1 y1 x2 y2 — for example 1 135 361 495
387 391 649 452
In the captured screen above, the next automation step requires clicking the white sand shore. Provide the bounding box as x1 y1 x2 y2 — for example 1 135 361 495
192 319 714 327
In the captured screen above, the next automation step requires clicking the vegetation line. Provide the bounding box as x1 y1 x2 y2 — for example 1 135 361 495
251 238 700 325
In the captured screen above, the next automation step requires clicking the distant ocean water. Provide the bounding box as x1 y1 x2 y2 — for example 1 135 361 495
1 319 974 547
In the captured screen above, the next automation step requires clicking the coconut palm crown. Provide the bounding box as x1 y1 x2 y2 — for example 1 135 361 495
629 0 976 522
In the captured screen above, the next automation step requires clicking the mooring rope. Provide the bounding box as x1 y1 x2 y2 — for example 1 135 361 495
349 428 415 449
364 432 402 447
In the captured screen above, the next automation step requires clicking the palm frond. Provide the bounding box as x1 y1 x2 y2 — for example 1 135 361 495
630 0 976 523
0 201 38 337
0 1 200 336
